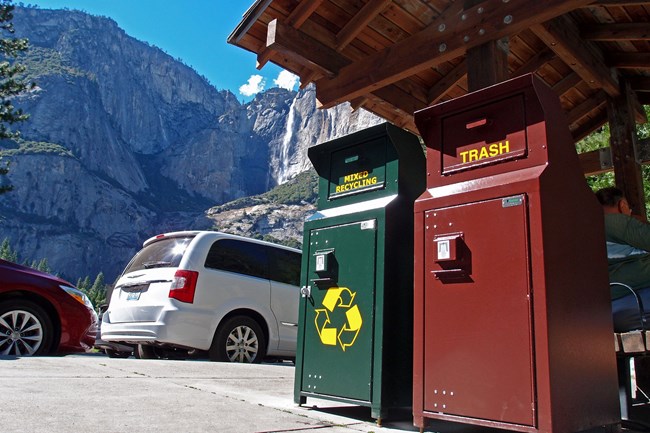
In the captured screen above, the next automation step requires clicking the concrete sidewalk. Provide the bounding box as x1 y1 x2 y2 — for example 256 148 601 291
0 353 418 433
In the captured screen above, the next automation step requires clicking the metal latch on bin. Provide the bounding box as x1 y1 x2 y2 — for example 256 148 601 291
311 249 336 286
315 250 331 272
435 233 462 262
432 233 468 280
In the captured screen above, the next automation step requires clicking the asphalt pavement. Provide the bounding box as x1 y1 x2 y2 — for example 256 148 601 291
0 353 420 433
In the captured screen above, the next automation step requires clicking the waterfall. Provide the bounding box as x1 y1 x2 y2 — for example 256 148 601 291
277 97 297 184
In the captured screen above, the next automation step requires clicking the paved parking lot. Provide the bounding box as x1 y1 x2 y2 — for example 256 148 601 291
0 353 418 433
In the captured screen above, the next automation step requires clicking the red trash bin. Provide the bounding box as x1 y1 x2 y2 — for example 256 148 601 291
412 74 619 433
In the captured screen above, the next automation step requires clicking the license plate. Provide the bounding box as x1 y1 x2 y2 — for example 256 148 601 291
126 291 141 301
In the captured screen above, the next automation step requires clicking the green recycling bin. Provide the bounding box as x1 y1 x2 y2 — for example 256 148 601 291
294 122 425 422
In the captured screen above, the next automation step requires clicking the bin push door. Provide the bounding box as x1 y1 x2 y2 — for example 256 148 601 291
301 220 377 401
423 195 535 426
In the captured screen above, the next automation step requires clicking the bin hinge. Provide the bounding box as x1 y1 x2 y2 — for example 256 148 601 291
300 285 311 298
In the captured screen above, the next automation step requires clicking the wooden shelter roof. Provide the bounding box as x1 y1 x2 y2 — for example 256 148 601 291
228 0 650 142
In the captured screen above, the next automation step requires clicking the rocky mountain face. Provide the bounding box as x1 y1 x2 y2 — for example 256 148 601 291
0 7 380 281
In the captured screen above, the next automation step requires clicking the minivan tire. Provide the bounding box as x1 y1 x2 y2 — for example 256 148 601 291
210 315 266 363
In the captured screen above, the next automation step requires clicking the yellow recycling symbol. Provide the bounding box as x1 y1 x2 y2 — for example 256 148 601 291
314 287 362 351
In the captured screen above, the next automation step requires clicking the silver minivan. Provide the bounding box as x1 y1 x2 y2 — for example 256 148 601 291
101 231 301 363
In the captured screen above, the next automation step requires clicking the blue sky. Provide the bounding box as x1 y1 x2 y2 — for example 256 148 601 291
29 0 298 101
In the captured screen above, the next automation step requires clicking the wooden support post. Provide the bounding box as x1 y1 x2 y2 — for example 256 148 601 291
607 79 646 219
464 0 509 92
466 38 510 92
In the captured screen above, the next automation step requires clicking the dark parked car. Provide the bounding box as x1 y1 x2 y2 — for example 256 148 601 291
0 259 98 356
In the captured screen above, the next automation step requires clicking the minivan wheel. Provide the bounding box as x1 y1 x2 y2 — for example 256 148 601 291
210 316 266 363
0 300 54 356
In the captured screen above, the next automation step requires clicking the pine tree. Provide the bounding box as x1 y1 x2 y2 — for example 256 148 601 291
0 237 17 261
76 275 91 292
83 272 107 308
36 257 49 272
0 0 34 194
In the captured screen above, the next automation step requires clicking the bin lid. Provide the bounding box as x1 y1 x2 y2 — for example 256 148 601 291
308 122 425 211
414 74 576 187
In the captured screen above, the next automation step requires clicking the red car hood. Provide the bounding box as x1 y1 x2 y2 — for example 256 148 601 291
0 258 73 286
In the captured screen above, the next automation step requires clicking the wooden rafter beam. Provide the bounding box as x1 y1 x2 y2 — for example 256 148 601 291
566 90 607 125
512 48 556 77
315 0 595 108
266 18 426 118
579 139 650 177
552 72 583 96
299 70 320 89
372 85 427 117
286 0 324 29
256 48 274 69
629 76 650 91
573 112 609 144
589 0 650 5
336 0 392 51
531 14 620 97
349 96 369 111
582 23 650 41
608 53 650 69
638 93 650 105
266 19 348 77
427 61 466 104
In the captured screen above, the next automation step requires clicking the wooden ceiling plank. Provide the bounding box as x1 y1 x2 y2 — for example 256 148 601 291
530 15 620 97
286 0 325 28
336 0 393 51
427 60 466 103
315 0 595 108
582 23 650 40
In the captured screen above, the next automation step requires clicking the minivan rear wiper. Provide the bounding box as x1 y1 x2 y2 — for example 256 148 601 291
142 261 172 269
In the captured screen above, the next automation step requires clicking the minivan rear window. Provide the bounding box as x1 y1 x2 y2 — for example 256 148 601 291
123 236 195 274
204 239 268 280
204 239 301 285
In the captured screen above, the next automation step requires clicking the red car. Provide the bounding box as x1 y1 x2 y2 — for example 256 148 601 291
0 259 97 356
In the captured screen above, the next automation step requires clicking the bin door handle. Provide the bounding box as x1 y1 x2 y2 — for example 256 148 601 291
300 285 311 298
465 117 491 129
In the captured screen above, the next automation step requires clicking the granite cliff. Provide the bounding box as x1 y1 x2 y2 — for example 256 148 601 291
0 7 380 280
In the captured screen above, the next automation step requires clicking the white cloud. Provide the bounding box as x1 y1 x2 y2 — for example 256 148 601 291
239 75 265 97
273 70 299 91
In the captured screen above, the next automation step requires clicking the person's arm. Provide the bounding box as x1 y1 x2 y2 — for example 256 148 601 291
621 216 650 252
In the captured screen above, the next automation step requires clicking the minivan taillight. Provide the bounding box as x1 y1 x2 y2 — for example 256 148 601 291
169 270 198 303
